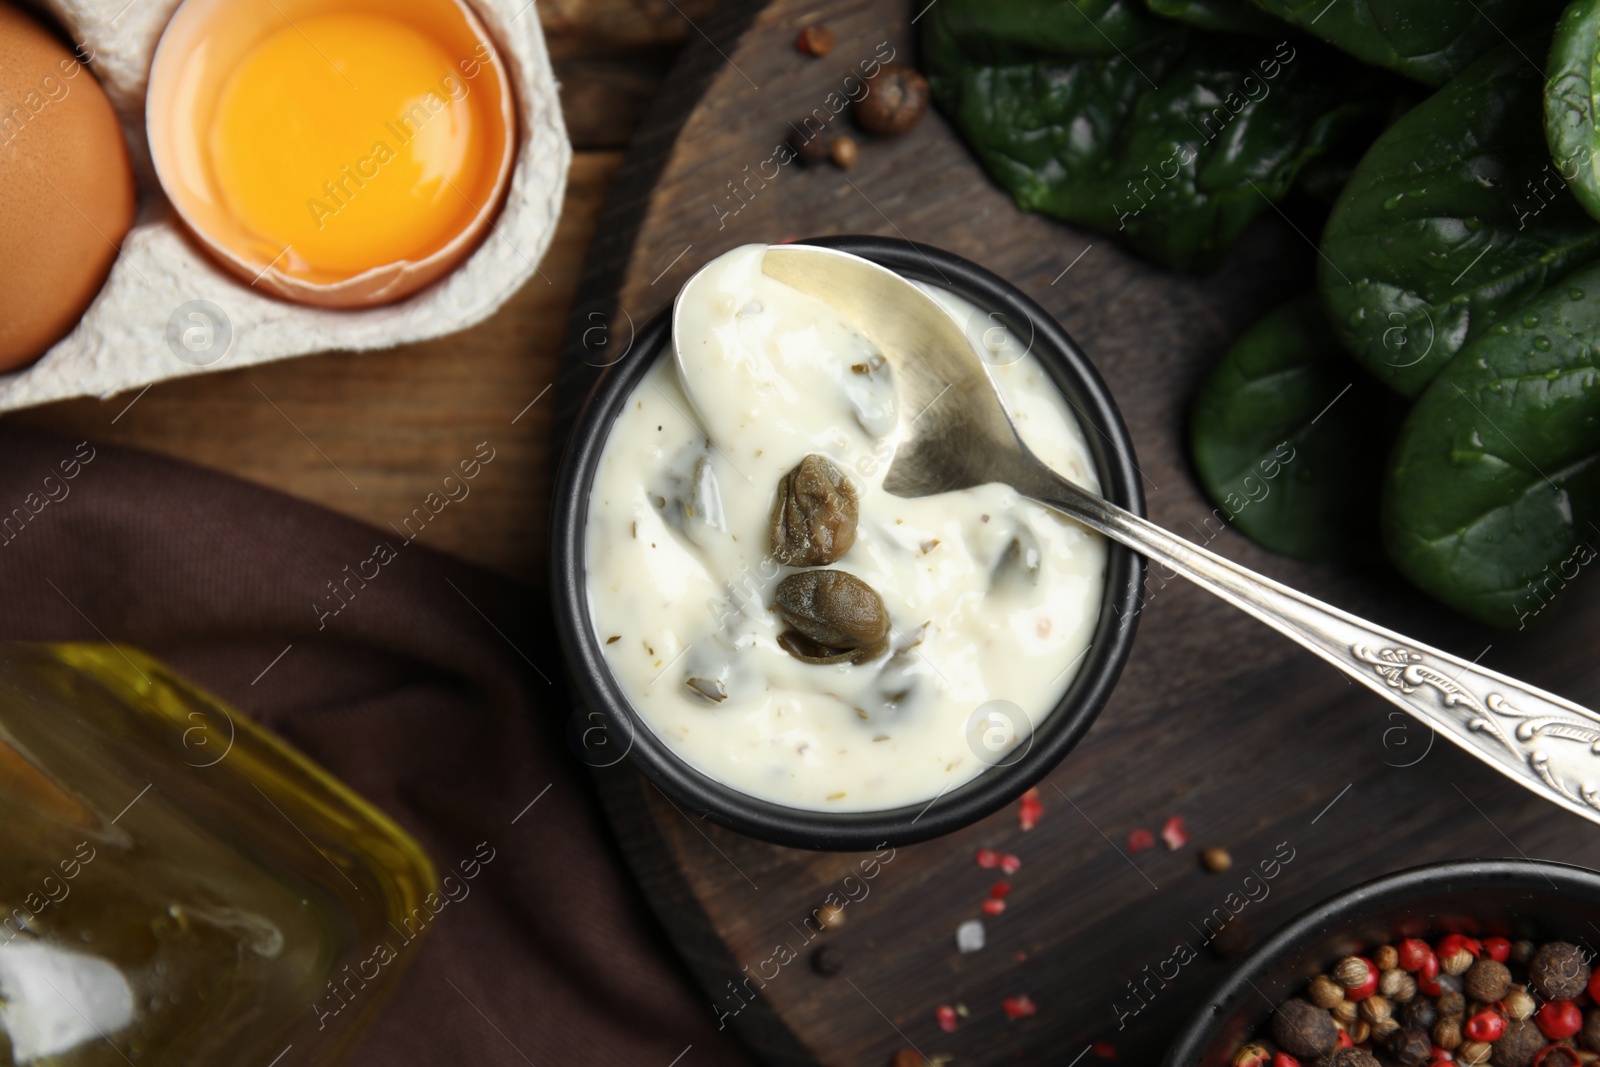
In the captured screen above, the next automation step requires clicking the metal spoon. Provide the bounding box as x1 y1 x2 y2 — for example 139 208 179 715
752 242 1600 827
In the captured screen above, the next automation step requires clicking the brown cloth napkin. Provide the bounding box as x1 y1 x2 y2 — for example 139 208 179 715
0 425 757 1067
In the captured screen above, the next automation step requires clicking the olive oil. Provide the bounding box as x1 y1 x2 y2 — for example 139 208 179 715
0 643 436 1066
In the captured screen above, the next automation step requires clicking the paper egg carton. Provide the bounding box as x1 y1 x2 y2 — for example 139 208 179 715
0 0 570 414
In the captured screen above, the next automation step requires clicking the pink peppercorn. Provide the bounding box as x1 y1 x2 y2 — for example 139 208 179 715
1463 1008 1505 1042
1002 995 1036 1019
1536 998 1582 1040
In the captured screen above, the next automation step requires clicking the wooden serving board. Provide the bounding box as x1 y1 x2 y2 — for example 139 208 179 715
553 3 1600 1064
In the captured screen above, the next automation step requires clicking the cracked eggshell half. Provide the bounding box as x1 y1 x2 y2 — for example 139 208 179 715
144 0 517 307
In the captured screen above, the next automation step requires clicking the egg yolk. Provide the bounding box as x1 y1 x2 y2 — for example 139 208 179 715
208 12 493 281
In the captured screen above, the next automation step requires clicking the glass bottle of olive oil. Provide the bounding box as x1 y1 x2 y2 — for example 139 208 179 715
0 643 437 1066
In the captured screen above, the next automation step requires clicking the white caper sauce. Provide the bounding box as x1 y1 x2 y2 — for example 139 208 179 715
584 245 1106 811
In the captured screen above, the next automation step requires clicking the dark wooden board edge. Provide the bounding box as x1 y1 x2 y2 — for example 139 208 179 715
589 765 821 1066
553 0 766 448
550 2 819 1063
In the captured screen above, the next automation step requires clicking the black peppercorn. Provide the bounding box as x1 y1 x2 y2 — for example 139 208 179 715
1529 941 1590 1001
1488 1017 1543 1067
1319 1049 1380 1067
1272 999 1338 1058
856 63 929 137
1464 958 1512 1003
1383 1026 1432 1066
1210 916 1251 959
1399 996 1437 1032
1535 1049 1580 1067
788 126 832 167
810 943 842 976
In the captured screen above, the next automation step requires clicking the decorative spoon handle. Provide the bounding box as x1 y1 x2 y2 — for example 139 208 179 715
1035 472 1600 825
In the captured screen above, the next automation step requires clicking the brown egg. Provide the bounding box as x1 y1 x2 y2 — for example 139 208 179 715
0 2 135 371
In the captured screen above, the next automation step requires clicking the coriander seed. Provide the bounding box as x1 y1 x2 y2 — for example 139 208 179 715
1502 986 1536 1021
829 136 859 170
1308 974 1345 1008
1442 943 1476 976
1334 956 1372 990
1230 1045 1269 1067
1359 994 1392 1024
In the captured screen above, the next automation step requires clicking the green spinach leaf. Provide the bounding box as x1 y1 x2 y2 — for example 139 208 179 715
1384 262 1600 629
1146 0 1284 35
1545 0 1600 225
1243 0 1565 86
1191 294 1391 560
919 0 1173 69
1320 36 1600 398
923 3 1370 271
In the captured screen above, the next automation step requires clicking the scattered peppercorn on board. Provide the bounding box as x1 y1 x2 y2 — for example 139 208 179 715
553 1 1600 1065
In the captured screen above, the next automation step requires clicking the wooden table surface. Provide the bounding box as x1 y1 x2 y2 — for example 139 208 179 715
4 0 715 587
551 2 1600 1066
15 4 1600 1066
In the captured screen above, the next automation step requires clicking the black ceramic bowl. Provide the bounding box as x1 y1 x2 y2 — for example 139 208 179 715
1164 859 1600 1066
550 236 1144 850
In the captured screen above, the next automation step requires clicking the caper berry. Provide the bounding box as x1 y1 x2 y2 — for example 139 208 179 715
771 454 859 566
773 570 889 664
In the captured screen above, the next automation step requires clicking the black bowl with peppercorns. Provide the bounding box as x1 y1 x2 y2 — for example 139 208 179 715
550 235 1145 850
1163 860 1600 1067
